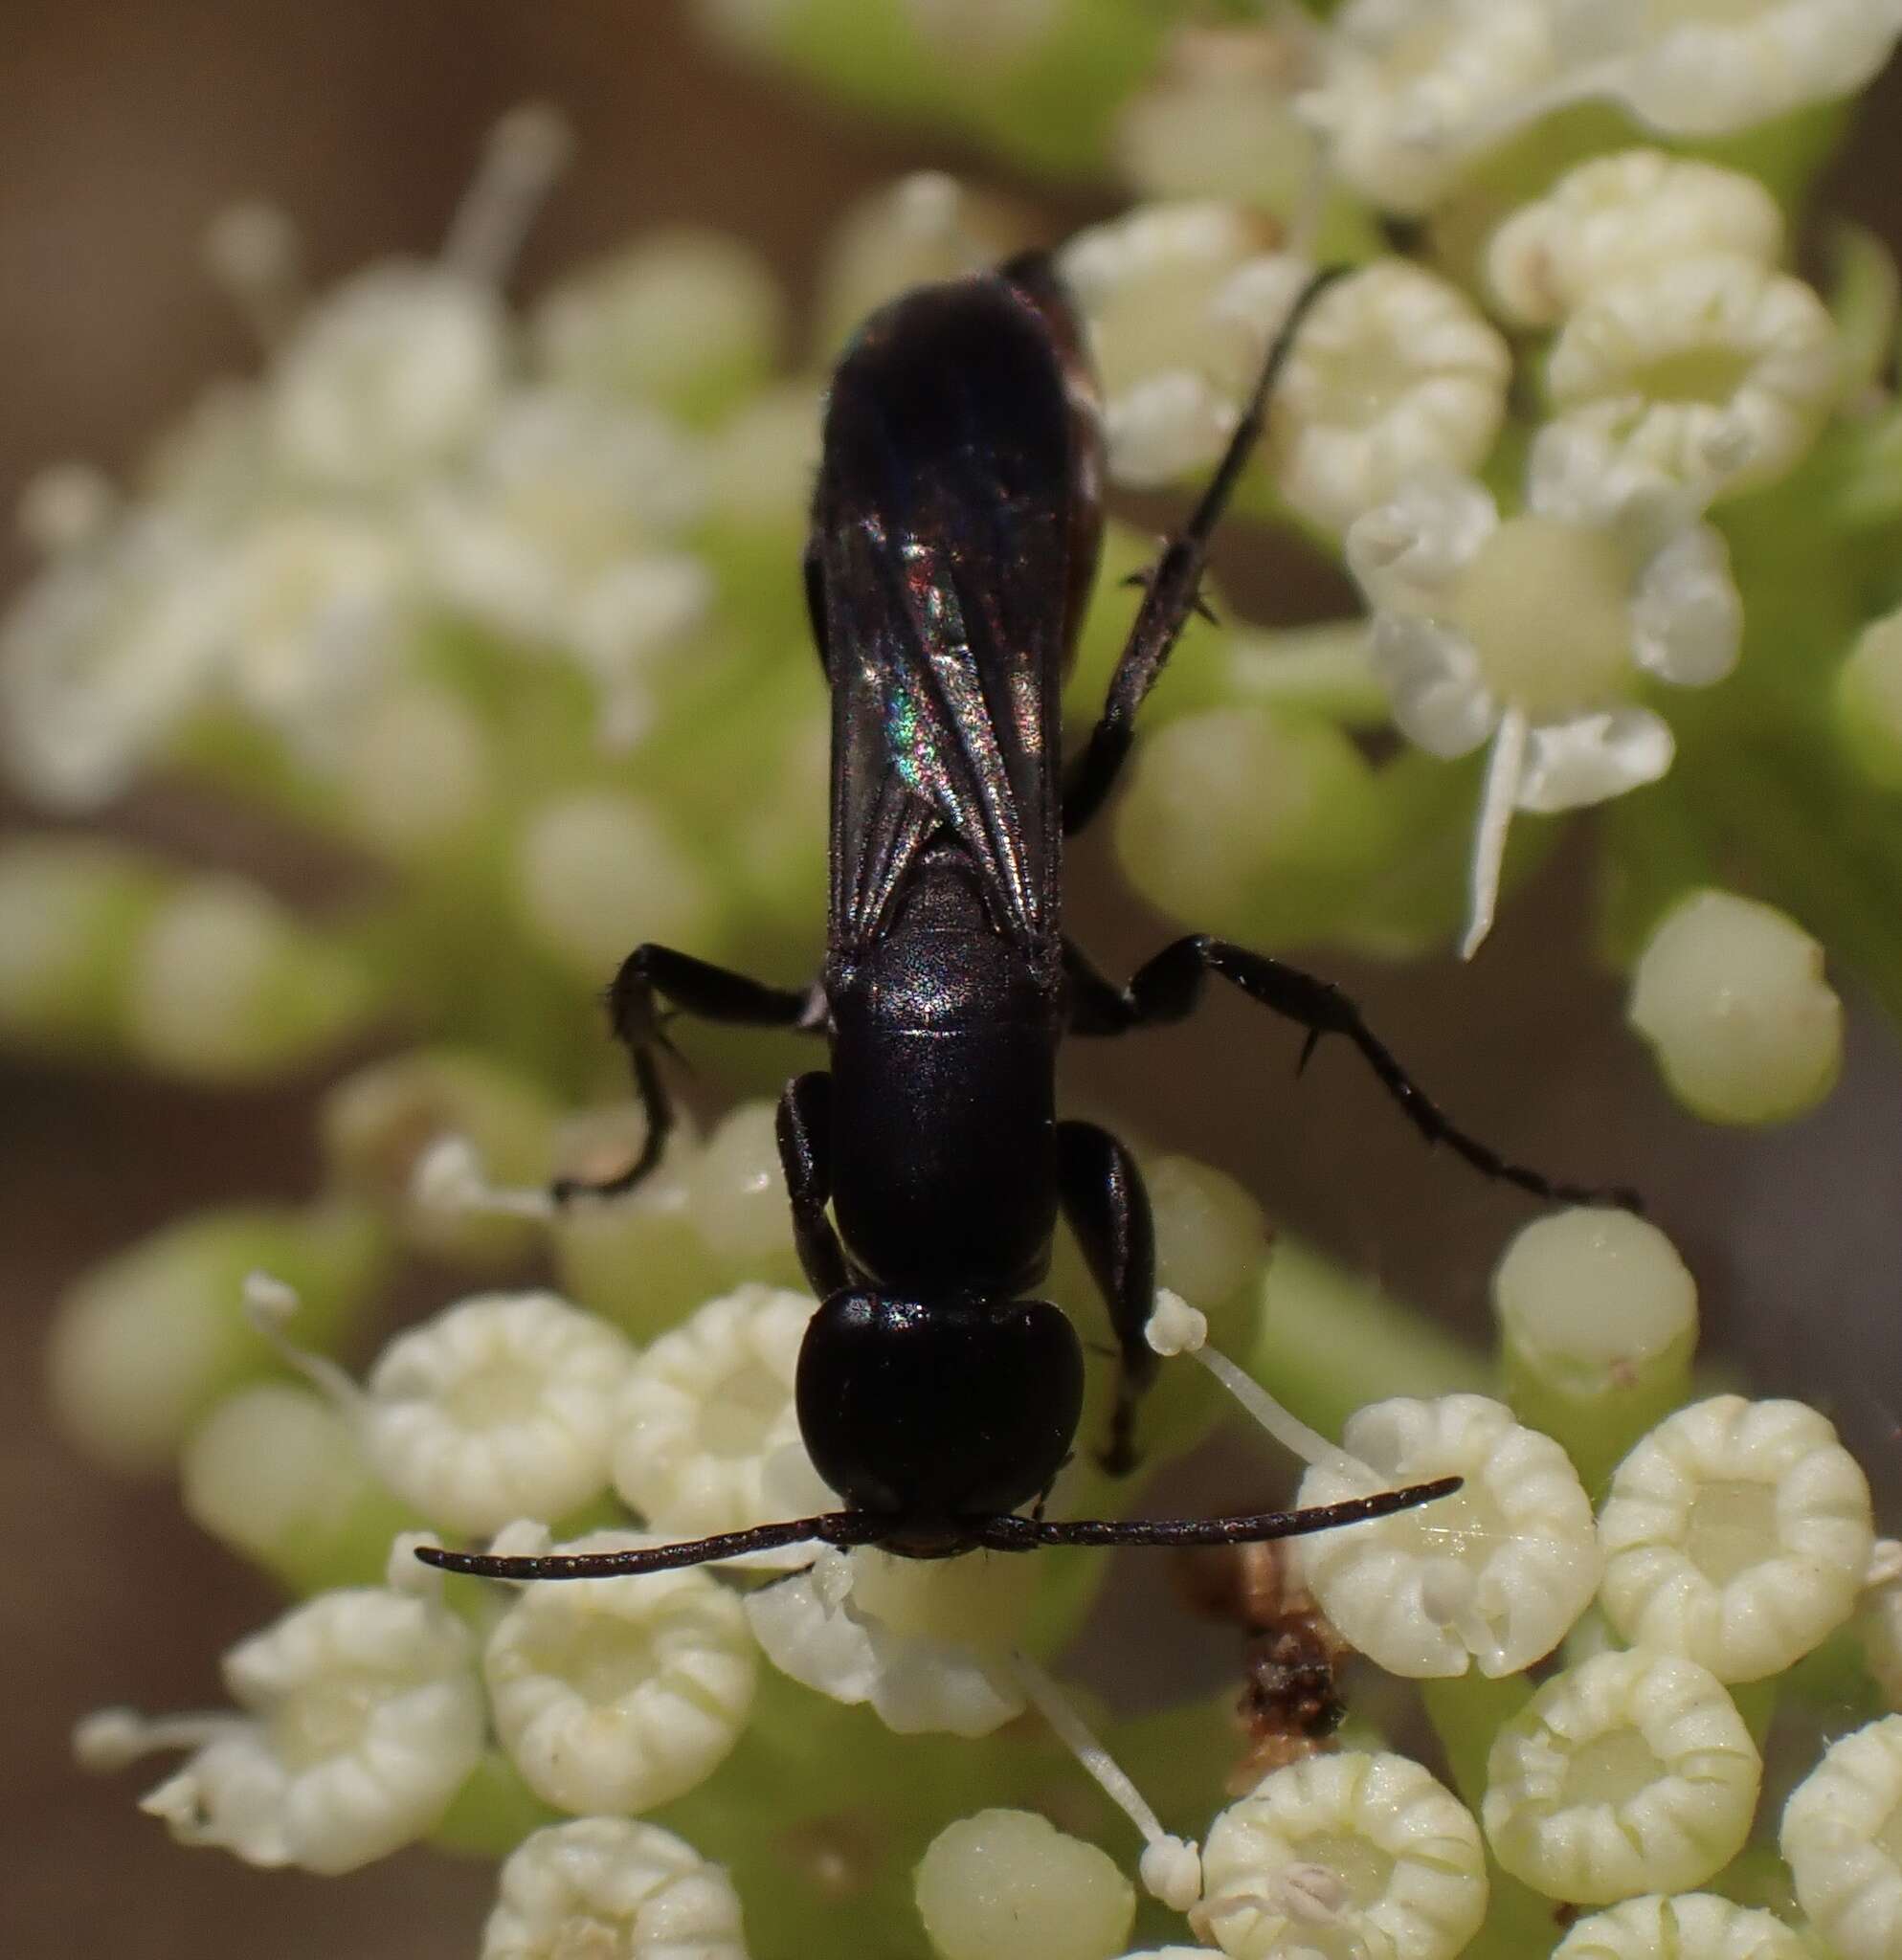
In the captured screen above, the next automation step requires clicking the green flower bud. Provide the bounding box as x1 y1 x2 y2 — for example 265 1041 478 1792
1115 706 1388 947
123 874 379 1081
0 837 167 1056
47 1199 388 1471
1628 888 1842 1125
1492 1208 1699 1488
181 1382 418 1592
915 1810 1134 1960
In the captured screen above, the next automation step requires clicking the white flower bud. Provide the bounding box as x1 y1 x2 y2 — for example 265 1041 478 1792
1573 0 1902 141
611 1283 814 1544
1199 1751 1487 1960
745 1546 1030 1737
512 790 711 981
1060 203 1300 488
1780 1715 1902 1960
216 508 412 739
485 1535 755 1814
0 513 230 810
363 1292 635 1536
683 1102 800 1280
1627 889 1842 1125
532 230 783 419
483 1815 748 1960
1483 1651 1760 1904
1293 1394 1600 1678
1600 1395 1874 1682
1835 604 1902 791
1551 1891 1808 1960
267 263 506 492
1863 1572 1902 1709
816 171 1027 355
1488 151 1784 328
1271 260 1510 536
916 1810 1135 1960
131 1587 484 1872
1547 256 1840 502
334 678 491 858
705 381 822 534
414 387 705 651
1114 26 1323 212
1297 0 1561 215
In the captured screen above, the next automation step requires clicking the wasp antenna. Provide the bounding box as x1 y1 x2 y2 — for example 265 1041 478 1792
975 1477 1462 1552
414 1511 890 1582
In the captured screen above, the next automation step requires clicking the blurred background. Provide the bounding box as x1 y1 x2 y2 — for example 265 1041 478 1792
4 4 1901 1954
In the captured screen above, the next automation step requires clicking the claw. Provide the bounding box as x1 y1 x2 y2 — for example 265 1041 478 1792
652 1011 693 1072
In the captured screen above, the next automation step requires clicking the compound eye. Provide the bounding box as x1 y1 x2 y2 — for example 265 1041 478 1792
796 1290 1083 1523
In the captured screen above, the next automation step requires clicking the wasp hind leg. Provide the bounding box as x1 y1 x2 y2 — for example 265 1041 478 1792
553 944 820 1204
1064 935 1641 1212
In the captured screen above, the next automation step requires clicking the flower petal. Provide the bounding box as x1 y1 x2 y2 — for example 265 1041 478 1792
1629 523 1742 687
1368 615 1497 758
1345 472 1499 614
1516 708 1674 813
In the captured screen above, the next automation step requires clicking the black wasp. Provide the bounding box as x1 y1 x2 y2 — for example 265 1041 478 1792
422 255 1633 1589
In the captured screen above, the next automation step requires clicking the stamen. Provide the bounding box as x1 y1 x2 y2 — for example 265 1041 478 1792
411 1134 556 1221
240 1271 366 1416
1147 1289 1378 1482
74 1705 237 1771
441 102 575 288
1004 1649 1202 1911
1462 702 1528 959
202 201 304 349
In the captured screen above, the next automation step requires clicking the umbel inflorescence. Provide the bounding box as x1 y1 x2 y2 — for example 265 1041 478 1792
13 2 1902 1955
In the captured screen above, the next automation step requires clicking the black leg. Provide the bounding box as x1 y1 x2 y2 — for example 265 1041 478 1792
776 1070 849 1298
553 944 819 1203
1057 1119 1158 1476
1062 264 1350 837
1066 934 1642 1212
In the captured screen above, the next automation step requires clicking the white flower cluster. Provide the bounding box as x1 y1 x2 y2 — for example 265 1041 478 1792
0 103 775 818
73 1168 1902 1955
1061 207 1510 534
1266 1376 1884 1926
1299 0 1902 215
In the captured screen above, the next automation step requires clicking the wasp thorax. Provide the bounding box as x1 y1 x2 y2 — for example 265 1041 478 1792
795 1289 1084 1527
